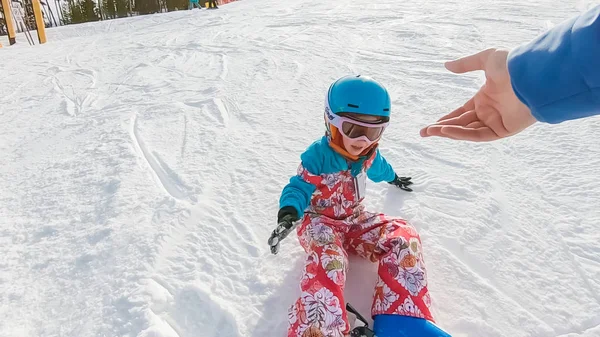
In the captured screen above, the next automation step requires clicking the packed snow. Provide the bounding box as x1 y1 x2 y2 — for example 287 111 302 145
1 0 599 336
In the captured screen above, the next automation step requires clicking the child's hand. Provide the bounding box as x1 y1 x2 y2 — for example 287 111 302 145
268 206 300 255
388 174 413 192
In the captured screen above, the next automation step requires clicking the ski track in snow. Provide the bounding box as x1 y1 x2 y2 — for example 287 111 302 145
1 0 600 337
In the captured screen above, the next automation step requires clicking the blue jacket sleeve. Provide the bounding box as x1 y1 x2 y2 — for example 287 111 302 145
278 144 321 217
367 149 396 183
507 5 600 124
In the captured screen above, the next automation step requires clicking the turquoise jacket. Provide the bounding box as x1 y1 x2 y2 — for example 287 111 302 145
279 136 396 217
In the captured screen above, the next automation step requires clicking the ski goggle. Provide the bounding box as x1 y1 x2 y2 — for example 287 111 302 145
325 106 389 142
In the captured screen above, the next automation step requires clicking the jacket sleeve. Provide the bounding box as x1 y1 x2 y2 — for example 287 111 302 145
507 5 600 124
367 149 396 183
278 144 321 217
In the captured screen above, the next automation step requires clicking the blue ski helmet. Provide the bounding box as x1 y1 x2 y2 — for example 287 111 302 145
326 75 391 119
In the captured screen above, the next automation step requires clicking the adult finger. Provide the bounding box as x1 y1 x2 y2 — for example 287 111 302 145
434 110 478 126
419 125 445 137
439 125 500 142
445 48 496 74
466 121 484 128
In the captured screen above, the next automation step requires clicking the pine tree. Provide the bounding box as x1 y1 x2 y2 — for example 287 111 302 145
60 2 70 24
114 0 129 17
165 0 187 11
21 0 38 30
103 0 116 19
0 2 6 35
60 1 73 24
67 0 84 24
134 0 160 15
80 0 99 21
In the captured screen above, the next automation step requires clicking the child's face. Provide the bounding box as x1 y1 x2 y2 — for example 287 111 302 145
342 135 371 156
339 113 385 156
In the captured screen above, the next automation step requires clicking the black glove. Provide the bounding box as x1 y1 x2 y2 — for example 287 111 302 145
388 174 413 192
268 206 300 255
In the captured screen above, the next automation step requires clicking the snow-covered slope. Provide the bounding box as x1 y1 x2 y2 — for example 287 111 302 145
1 0 599 336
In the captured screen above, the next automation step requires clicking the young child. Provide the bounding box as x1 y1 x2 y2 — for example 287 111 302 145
268 75 451 337
188 0 201 10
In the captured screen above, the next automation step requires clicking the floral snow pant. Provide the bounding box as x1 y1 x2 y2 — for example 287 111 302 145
287 164 433 337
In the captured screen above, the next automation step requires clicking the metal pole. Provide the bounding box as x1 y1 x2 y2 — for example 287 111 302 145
43 0 58 26
55 0 64 24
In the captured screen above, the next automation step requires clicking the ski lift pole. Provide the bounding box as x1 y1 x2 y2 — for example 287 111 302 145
31 0 46 42
1 0 17 44
18 16 35 45
31 0 46 44
31 0 46 43
21 22 34 45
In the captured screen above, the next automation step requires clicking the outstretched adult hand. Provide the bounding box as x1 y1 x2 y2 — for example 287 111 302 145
420 48 537 142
